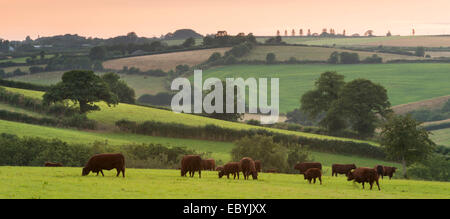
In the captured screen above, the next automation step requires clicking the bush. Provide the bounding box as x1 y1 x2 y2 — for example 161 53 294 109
0 133 197 169
266 53 276 64
231 135 310 173
362 54 383 63
408 154 450 181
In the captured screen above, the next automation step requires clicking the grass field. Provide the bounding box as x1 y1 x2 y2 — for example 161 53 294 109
431 128 450 147
103 48 230 72
201 63 450 113
256 36 450 47
0 118 399 167
0 86 377 145
243 45 421 62
7 71 169 97
0 167 447 199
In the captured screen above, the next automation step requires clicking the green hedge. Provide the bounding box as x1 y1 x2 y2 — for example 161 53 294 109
116 119 387 159
0 79 50 91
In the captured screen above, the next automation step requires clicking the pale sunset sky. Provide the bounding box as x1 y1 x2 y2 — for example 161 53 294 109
2 0 450 40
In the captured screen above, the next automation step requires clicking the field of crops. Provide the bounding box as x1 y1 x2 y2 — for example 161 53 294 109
8 71 169 97
103 47 230 72
201 63 450 113
243 45 421 62
256 36 450 47
1 167 447 199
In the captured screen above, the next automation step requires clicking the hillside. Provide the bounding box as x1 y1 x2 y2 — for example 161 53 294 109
392 95 450 114
201 63 450 113
103 47 230 71
1 167 448 199
256 36 450 47
242 45 422 62
0 86 376 145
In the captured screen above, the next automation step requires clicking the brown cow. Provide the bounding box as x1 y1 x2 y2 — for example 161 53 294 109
294 162 322 174
218 162 240 179
216 166 224 171
382 166 397 179
239 157 258 180
201 159 216 171
347 167 380 190
304 168 322 185
374 165 384 179
332 164 356 177
44 162 63 167
181 155 202 178
255 160 262 172
82 153 125 178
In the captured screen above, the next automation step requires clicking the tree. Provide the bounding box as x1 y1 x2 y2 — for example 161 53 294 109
328 51 339 64
182 37 196 48
40 51 45 60
0 69 5 78
335 79 391 136
202 80 243 122
266 53 276 64
89 46 107 61
300 71 346 132
381 114 436 178
207 52 222 63
101 73 136 104
415 46 425 57
43 70 118 114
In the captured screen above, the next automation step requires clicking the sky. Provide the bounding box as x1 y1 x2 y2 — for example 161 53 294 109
2 0 450 41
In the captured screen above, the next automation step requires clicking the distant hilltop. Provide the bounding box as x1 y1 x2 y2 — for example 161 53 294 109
164 29 203 40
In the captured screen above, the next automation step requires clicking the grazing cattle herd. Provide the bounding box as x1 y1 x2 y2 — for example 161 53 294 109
43 153 399 191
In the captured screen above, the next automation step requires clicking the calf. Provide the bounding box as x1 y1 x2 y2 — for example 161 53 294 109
304 168 322 185
294 162 322 174
202 159 216 171
82 153 125 178
332 164 356 177
347 167 380 190
181 155 202 178
218 162 240 179
383 166 397 179
239 157 258 180
255 160 262 172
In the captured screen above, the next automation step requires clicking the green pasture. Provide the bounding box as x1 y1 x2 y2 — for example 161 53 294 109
0 167 447 199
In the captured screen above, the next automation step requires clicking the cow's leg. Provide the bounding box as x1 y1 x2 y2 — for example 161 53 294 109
199 170 201 178
362 182 365 189
369 182 373 190
237 172 239 179
96 171 99 176
376 180 380 190
116 168 120 177
313 178 316 184
100 170 104 177
319 176 322 185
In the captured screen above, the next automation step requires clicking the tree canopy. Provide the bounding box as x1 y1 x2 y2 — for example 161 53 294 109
43 70 118 114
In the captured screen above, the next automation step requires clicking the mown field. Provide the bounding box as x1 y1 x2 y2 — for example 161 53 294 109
103 47 230 72
201 63 450 113
1 167 447 199
0 86 376 145
8 71 169 97
242 45 421 62
256 36 450 47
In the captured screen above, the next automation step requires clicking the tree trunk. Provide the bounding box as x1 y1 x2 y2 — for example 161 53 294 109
79 101 88 114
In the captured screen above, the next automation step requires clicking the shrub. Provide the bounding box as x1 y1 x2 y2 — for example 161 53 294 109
266 53 276 64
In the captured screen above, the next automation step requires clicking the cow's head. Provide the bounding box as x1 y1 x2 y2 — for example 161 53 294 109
82 167 90 176
346 171 354 181
392 167 397 172
218 170 224 178
351 164 357 169
252 171 258 180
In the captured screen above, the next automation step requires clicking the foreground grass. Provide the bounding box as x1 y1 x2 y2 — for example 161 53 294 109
0 167 448 199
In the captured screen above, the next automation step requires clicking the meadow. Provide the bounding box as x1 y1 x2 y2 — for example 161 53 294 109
0 167 447 199
430 128 450 146
0 86 376 145
8 71 169 97
242 45 421 62
256 35 450 47
201 63 450 113
103 47 230 72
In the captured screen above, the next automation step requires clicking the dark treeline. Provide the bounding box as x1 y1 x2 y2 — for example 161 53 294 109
0 79 50 91
0 133 198 169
